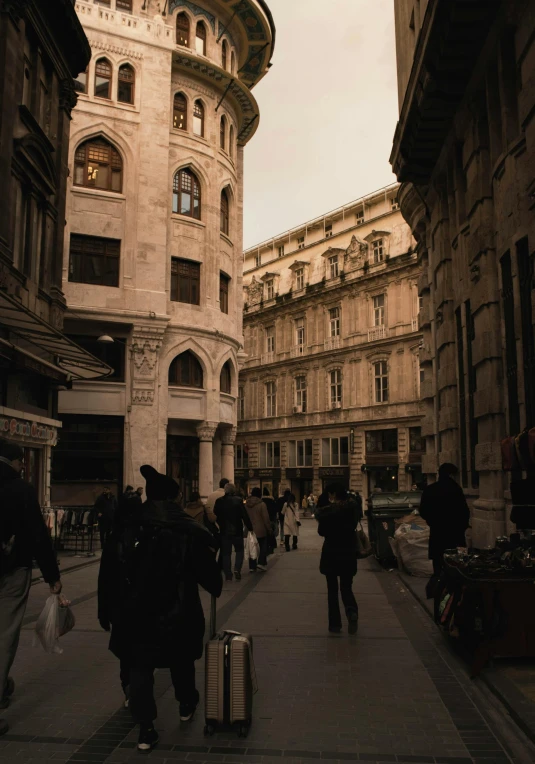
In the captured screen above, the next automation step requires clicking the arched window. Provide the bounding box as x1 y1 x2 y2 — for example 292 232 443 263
220 115 226 150
173 92 187 130
94 58 112 99
169 351 203 388
195 21 206 56
176 12 190 46
193 100 204 137
173 168 201 219
220 361 231 394
222 39 228 70
117 64 135 104
229 124 235 159
220 189 229 235
231 51 236 75
74 137 123 192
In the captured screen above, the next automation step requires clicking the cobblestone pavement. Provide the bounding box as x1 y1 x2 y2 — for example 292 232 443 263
1 523 534 764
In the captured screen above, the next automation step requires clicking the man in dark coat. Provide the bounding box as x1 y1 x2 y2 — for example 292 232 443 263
0 438 62 736
316 483 362 635
94 486 117 549
262 487 278 555
98 464 222 753
214 483 252 581
419 462 470 575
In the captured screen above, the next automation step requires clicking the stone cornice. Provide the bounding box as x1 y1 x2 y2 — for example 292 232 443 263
88 39 144 60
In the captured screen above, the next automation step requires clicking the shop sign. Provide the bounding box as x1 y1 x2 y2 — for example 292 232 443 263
0 416 57 446
238 468 282 480
318 467 350 478
285 467 314 479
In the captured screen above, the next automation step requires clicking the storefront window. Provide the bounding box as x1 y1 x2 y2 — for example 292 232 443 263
259 441 280 468
51 415 124 488
321 437 349 466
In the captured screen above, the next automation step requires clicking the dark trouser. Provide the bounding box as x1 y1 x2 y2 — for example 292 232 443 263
285 534 298 551
220 535 245 578
326 574 358 630
126 658 197 723
249 536 268 570
432 554 444 576
0 568 32 699
98 520 111 549
279 515 285 541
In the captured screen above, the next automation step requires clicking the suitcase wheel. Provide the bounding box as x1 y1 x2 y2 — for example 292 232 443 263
237 722 250 739
204 724 216 737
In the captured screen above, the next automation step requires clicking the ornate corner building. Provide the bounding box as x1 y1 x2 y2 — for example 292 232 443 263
53 0 275 504
236 185 424 503
390 0 535 546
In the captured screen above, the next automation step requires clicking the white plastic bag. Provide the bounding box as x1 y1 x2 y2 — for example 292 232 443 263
34 595 75 654
244 531 259 562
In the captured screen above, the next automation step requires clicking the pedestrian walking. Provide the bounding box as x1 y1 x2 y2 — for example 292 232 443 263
205 478 229 515
119 485 142 515
282 494 300 551
214 483 252 581
94 486 117 549
185 492 217 528
245 488 271 572
0 438 65 736
316 483 362 635
98 464 222 753
276 489 291 547
307 493 316 512
262 487 278 555
419 463 470 576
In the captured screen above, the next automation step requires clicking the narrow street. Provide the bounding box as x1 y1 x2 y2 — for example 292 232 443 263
1 522 533 764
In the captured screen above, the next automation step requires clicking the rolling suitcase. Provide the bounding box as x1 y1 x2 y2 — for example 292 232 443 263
204 595 256 738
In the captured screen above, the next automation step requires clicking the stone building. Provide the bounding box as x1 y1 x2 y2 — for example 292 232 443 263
391 0 535 545
0 0 109 506
53 0 275 505
236 184 422 503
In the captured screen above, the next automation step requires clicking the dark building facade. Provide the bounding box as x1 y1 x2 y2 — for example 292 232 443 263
0 0 109 504
391 0 535 546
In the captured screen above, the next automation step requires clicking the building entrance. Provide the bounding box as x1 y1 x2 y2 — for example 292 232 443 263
167 435 199 503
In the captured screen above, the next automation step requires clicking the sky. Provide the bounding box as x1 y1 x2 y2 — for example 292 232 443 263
243 0 399 249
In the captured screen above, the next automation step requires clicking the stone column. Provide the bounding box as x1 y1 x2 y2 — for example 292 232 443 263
221 426 237 484
197 422 218 499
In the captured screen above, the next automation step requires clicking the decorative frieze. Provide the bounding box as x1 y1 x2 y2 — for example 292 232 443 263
132 388 155 405
88 39 144 60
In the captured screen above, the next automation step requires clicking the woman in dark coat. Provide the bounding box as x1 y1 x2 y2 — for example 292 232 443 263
98 465 222 753
316 484 362 635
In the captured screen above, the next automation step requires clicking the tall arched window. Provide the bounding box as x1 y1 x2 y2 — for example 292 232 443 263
220 115 226 150
169 351 203 388
193 100 204 137
222 39 228 70
220 361 231 394
117 64 135 104
173 168 201 219
173 92 187 130
94 58 112 99
195 21 206 55
220 189 229 235
229 124 235 159
74 137 123 192
231 51 236 75
176 12 190 46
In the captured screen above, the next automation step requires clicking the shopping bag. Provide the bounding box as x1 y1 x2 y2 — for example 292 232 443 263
34 595 75 654
355 523 373 559
244 531 259 562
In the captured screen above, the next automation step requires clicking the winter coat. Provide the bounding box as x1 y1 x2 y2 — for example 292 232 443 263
205 487 225 514
214 495 252 537
0 460 60 584
419 477 470 559
245 496 271 539
316 499 361 577
282 502 300 536
97 499 222 667
185 499 216 527
262 495 278 522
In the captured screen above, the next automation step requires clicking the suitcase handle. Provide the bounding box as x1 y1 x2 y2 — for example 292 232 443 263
210 594 217 638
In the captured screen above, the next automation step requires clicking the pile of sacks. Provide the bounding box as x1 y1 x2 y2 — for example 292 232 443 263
389 511 432 577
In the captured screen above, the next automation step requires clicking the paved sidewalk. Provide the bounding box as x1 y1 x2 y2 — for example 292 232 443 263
0 525 534 764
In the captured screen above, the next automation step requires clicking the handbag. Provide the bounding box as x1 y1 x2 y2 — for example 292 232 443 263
355 522 372 559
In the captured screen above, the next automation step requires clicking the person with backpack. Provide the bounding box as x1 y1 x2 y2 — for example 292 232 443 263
282 493 300 551
214 483 253 581
0 438 64 736
97 464 222 753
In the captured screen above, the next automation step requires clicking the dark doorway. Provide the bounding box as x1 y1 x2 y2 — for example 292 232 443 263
167 435 199 503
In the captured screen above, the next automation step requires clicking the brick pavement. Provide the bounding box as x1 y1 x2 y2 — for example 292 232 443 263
0 523 531 764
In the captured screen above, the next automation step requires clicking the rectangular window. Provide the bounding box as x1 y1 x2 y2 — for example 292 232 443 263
325 224 333 238
265 381 276 417
235 443 248 469
374 360 388 403
295 317 306 350
366 429 398 453
330 369 342 407
259 441 280 467
321 437 349 466
266 326 275 353
171 258 200 305
116 0 133 10
373 239 384 263
373 294 385 326
288 439 313 467
298 236 305 250
329 307 340 337
409 427 423 453
329 254 339 279
295 375 307 412
356 209 364 225
265 279 274 300
238 386 245 420
69 234 120 287
254 253 261 268
219 273 229 314
295 267 304 290
278 245 285 257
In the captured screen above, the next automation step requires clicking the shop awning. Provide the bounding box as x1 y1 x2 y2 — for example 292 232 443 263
0 290 112 380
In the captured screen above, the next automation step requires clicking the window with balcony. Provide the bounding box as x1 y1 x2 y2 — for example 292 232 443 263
330 369 342 408
176 12 190 47
265 382 276 417
171 258 200 305
193 100 204 137
329 307 340 337
235 443 248 468
295 376 307 412
373 294 385 326
289 439 313 467
298 236 305 250
219 272 229 313
172 168 201 219
195 21 207 55
265 279 274 300
259 441 280 467
238 386 245 420
173 92 187 130
117 63 134 104
295 267 304 290
374 360 388 403
322 437 349 466
69 234 120 287
366 429 398 453
328 254 339 279
373 238 384 263
169 351 203 388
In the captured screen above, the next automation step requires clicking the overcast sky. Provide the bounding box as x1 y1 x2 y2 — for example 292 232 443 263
243 0 399 249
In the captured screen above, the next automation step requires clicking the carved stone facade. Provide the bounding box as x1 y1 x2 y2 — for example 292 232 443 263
56 0 275 501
